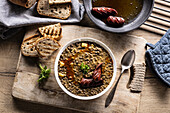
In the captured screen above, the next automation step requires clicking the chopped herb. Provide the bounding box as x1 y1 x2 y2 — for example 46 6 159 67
80 63 90 74
38 64 51 83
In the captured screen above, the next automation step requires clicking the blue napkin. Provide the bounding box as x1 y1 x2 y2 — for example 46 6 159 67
0 0 85 39
146 29 170 87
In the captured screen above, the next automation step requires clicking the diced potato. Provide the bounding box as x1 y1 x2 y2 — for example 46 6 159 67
60 61 65 67
81 43 88 47
89 44 94 49
70 62 74 66
89 46 93 49
59 73 65 77
91 44 94 47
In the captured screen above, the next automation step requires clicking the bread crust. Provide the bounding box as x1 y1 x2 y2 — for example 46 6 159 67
49 0 71 5
35 37 61 57
37 0 71 19
54 27 62 40
38 23 62 41
9 0 36 8
21 34 40 57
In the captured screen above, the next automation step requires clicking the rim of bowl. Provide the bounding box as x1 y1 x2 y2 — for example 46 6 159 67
83 0 155 33
54 37 117 100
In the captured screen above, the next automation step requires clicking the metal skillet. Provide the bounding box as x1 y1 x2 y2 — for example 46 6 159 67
83 0 154 33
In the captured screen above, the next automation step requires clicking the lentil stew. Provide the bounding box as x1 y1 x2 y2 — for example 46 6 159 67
58 41 114 96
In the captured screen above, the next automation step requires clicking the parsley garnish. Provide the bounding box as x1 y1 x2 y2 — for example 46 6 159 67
80 63 90 74
38 64 51 83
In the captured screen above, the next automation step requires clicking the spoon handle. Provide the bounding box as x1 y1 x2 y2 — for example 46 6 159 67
105 70 124 107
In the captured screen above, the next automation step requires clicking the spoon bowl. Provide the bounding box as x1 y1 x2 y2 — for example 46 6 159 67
121 50 136 71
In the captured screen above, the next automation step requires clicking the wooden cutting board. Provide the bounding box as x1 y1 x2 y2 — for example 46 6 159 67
12 25 147 113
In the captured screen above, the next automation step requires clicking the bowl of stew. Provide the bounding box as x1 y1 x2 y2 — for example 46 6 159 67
54 37 117 100
83 0 154 33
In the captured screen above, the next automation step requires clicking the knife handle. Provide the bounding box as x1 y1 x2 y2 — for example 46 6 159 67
105 71 124 107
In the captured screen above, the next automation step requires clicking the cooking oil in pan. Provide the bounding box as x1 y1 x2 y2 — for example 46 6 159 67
92 0 143 23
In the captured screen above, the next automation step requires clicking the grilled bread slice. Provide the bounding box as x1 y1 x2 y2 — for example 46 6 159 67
36 37 61 57
9 0 36 8
37 0 71 19
21 34 40 57
38 23 62 41
49 0 71 5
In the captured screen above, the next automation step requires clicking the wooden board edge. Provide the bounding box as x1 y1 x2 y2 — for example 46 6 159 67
11 95 89 113
11 72 89 113
127 35 147 44
16 52 22 72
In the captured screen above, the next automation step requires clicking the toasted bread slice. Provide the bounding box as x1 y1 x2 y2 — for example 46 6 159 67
21 34 40 57
37 0 71 19
49 0 71 5
36 37 61 57
9 0 36 8
38 23 62 40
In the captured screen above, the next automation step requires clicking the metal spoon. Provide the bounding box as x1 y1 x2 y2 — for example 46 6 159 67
105 50 135 108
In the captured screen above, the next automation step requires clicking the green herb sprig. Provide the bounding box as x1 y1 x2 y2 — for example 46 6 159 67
80 63 90 74
38 64 51 83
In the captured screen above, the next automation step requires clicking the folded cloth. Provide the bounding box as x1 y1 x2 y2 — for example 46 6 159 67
145 29 170 87
129 63 146 92
0 0 85 39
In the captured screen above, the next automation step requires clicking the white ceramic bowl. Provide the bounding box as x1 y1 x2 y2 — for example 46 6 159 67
54 37 117 100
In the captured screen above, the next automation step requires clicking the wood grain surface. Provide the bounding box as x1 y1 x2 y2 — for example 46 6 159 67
140 0 170 35
0 1 169 112
0 27 169 113
138 78 170 113
12 25 147 113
